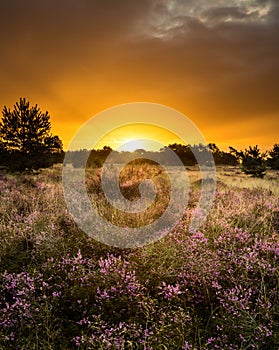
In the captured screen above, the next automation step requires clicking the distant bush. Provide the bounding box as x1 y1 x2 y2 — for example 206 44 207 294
65 143 238 170
230 145 267 178
208 143 238 165
267 144 279 170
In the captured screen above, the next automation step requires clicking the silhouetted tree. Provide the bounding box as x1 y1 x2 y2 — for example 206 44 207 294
209 143 238 165
0 98 63 171
267 144 279 170
229 145 267 178
66 149 90 168
165 143 196 165
87 146 113 168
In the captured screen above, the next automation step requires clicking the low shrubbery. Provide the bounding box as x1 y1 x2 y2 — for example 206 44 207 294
0 166 278 349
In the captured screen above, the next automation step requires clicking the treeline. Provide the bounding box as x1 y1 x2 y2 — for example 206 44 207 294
66 143 279 178
230 144 279 178
0 98 278 177
65 143 238 168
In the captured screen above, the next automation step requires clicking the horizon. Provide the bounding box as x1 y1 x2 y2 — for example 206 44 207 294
65 142 277 153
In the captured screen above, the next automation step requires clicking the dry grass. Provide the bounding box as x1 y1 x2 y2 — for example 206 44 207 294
0 164 278 349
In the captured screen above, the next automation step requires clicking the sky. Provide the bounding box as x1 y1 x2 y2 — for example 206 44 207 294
0 0 278 151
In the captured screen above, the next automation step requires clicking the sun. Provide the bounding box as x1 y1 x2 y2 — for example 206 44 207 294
117 139 151 152
91 124 183 152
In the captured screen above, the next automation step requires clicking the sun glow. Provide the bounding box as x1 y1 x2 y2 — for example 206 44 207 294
93 123 183 152
116 139 153 152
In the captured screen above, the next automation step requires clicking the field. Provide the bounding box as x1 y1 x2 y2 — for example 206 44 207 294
0 165 278 349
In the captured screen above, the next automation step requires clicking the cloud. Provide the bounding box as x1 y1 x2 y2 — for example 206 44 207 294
201 6 260 23
139 0 272 38
0 0 278 148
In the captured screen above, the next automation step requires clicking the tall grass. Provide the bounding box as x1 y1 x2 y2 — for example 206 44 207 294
0 165 278 349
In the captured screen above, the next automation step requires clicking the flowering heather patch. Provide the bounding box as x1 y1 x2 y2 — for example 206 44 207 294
0 166 278 349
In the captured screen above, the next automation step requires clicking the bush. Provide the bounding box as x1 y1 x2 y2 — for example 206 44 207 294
230 145 267 178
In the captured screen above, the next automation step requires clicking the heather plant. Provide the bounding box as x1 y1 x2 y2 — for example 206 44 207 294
0 165 278 349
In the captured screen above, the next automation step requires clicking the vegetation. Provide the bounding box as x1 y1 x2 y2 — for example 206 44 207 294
208 143 238 166
65 143 238 170
0 98 274 177
268 144 279 170
0 98 64 171
0 165 278 349
230 145 267 178
0 98 278 348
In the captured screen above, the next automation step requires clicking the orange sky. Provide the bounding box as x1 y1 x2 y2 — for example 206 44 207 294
0 0 278 151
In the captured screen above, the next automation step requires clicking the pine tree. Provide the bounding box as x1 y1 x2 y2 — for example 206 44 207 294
0 98 63 171
229 145 267 178
267 144 279 170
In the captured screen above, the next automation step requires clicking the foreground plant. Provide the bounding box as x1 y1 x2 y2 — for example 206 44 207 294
0 167 278 349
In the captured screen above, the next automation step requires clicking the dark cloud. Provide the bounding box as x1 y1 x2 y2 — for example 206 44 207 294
115 4 279 118
268 0 279 19
0 0 278 148
201 6 259 22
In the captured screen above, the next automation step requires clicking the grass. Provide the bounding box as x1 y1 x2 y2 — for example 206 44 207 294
0 164 278 349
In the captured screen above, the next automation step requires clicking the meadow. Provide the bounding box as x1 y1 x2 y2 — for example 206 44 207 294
0 164 278 349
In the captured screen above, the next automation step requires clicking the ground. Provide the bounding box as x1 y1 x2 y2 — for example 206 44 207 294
0 165 278 349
